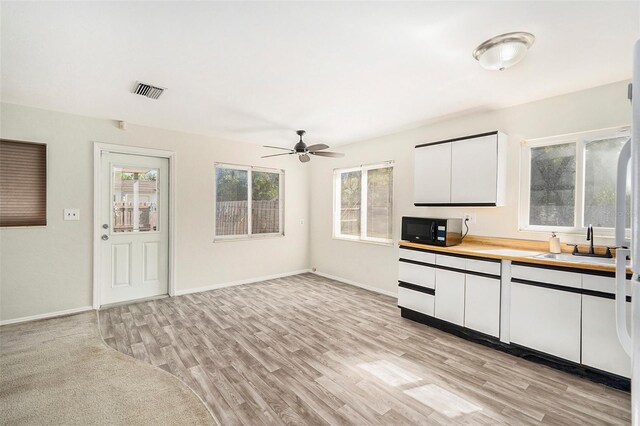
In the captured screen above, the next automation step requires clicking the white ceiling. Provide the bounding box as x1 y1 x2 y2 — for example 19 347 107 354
1 1 638 147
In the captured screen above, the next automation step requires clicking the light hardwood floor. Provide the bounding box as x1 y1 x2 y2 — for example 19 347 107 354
99 273 630 425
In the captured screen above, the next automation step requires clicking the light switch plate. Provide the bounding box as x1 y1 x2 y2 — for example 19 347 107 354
64 209 80 221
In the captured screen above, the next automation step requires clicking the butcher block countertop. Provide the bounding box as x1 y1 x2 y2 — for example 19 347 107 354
399 235 632 275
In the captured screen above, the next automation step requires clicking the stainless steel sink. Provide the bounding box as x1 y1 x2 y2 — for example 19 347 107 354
530 252 623 266
534 253 567 260
475 249 541 257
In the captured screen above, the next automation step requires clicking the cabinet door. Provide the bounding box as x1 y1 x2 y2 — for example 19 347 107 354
398 262 436 289
450 134 497 204
434 269 465 325
510 281 581 362
464 274 500 337
582 295 631 378
414 143 451 204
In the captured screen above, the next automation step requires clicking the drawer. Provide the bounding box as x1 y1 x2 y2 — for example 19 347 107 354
436 254 466 270
398 286 435 316
582 274 631 296
398 261 436 289
511 265 581 289
399 248 436 265
465 258 501 276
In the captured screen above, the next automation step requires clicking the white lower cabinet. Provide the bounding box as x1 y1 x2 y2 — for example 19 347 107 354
399 247 630 381
434 269 465 326
582 295 631 378
398 286 435 316
464 274 500 337
510 281 581 363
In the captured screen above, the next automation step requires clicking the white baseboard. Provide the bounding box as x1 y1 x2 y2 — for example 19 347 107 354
0 305 94 326
0 270 391 325
313 271 397 297
174 269 312 296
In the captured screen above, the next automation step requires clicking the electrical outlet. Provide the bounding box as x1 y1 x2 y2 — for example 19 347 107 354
462 212 476 225
64 209 80 221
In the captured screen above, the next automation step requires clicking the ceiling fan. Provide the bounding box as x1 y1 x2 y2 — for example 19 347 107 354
262 130 345 163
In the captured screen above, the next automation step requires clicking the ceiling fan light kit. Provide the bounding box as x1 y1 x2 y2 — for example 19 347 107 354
262 130 344 163
472 32 535 71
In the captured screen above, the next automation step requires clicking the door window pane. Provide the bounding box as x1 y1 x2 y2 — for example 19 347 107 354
112 167 159 232
529 143 576 227
366 167 393 239
584 137 631 228
252 171 280 234
340 171 361 237
215 168 248 236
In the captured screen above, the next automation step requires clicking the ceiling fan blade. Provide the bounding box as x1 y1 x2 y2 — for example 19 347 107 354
299 154 311 163
261 152 293 158
309 151 344 158
305 143 329 151
263 145 294 151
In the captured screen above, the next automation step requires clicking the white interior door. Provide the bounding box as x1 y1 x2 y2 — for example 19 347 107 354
100 152 169 305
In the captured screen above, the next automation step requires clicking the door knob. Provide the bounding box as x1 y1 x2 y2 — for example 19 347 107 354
102 223 109 229
101 234 109 241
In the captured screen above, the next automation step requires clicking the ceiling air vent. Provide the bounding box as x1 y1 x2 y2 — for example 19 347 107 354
132 82 165 100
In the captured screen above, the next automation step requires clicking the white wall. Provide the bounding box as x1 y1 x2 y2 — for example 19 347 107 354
0 80 632 321
309 80 632 295
0 103 310 322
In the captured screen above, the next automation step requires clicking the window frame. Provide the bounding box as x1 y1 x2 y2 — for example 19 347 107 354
213 162 284 241
519 126 631 236
333 161 394 245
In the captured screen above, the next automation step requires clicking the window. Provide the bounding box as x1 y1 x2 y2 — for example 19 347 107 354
214 163 283 239
112 166 159 232
333 161 394 244
521 128 631 232
0 139 46 227
528 142 576 227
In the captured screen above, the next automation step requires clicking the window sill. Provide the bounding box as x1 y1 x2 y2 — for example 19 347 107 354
332 236 394 247
0 225 47 229
213 234 284 243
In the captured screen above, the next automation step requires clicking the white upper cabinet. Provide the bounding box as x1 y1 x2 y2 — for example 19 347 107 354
414 132 507 206
451 134 501 204
414 142 451 204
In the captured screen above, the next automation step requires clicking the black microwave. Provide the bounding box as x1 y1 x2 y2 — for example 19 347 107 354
401 217 463 247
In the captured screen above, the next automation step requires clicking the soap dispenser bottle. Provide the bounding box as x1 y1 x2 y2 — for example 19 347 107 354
549 232 561 254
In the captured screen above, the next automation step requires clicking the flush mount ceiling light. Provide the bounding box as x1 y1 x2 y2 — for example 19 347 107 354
472 32 535 71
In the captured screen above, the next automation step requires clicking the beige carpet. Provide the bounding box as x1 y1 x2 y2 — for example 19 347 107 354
0 311 215 425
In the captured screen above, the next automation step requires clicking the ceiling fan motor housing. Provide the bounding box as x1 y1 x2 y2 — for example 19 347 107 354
294 130 307 152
